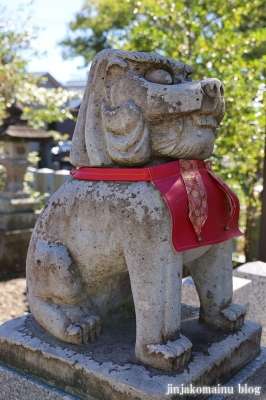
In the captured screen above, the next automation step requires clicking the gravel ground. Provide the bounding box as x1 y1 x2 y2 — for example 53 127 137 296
0 278 29 326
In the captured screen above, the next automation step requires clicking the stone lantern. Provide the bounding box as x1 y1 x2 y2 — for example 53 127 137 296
0 102 52 276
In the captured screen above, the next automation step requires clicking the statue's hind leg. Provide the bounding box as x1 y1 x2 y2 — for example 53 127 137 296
186 240 246 331
27 240 101 344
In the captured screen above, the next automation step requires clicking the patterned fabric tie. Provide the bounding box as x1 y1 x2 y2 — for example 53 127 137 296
180 160 208 241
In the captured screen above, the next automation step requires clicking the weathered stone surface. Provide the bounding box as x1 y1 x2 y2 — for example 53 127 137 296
26 50 247 371
1 348 265 400
27 179 246 372
70 50 225 168
0 364 77 400
234 261 266 346
0 349 265 400
0 306 261 400
208 347 266 399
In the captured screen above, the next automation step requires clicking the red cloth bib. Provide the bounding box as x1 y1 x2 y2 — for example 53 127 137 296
70 160 242 252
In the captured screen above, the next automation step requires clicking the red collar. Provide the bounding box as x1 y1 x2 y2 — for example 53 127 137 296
71 159 205 181
70 160 242 252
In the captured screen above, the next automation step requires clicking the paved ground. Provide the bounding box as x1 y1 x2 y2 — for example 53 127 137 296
0 278 29 325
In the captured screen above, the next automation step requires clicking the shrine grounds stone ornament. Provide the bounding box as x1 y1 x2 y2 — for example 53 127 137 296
0 49 263 399
26 49 247 369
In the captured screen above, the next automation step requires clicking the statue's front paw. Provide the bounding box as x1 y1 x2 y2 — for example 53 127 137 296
200 303 246 331
136 334 192 371
220 303 246 330
66 315 102 345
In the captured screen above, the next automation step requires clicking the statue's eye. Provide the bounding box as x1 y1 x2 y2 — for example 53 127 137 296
145 69 173 85
185 72 193 82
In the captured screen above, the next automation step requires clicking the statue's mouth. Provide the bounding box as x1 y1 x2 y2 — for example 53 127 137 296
147 114 218 130
191 116 218 139
192 115 218 129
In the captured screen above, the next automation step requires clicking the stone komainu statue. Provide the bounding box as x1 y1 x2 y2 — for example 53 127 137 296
26 49 245 372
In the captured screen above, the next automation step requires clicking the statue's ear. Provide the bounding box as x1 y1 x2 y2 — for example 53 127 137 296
104 58 128 96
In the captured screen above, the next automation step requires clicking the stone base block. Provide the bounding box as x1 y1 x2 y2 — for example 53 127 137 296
0 229 33 276
234 261 266 346
207 347 266 399
0 197 40 213
0 364 77 400
0 305 262 400
182 276 252 309
1 348 265 400
0 210 39 230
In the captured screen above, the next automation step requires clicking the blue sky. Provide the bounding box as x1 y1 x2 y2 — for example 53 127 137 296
2 0 88 84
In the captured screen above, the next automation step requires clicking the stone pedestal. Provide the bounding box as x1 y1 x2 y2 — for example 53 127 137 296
0 305 261 400
182 276 252 309
0 364 77 400
208 347 266 399
0 348 265 400
233 261 266 346
27 167 38 191
36 168 55 194
54 169 70 192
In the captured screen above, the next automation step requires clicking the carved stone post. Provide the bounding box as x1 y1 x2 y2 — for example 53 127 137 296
0 103 52 276
0 140 30 199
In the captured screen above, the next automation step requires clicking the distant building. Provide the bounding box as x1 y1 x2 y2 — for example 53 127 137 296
30 72 85 167
34 72 84 138
34 72 62 89
63 80 86 92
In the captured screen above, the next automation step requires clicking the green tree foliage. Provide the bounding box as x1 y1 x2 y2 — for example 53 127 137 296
61 0 266 255
60 0 136 66
0 6 81 128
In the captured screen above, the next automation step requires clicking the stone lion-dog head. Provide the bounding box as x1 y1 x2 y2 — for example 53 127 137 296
70 49 225 168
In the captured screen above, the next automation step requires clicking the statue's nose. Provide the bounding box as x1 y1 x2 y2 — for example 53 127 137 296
201 78 224 98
